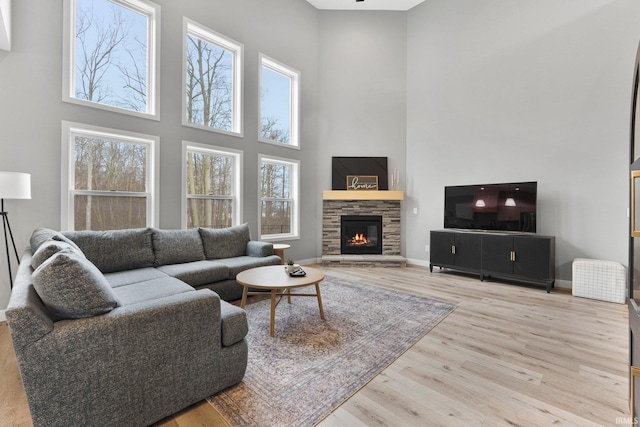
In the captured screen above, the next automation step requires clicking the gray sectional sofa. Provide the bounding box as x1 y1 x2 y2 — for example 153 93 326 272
6 223 282 427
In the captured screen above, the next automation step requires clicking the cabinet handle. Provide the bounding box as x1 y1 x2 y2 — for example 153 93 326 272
510 251 516 262
451 245 456 255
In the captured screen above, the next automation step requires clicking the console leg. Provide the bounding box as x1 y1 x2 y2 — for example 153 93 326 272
429 264 433 273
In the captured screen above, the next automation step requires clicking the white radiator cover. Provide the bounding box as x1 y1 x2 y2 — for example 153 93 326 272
572 258 626 304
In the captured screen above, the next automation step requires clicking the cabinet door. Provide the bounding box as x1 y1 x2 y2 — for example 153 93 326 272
513 236 551 280
481 235 513 274
454 233 482 270
430 231 455 266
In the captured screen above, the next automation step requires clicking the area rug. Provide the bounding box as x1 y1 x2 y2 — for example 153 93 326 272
207 276 456 427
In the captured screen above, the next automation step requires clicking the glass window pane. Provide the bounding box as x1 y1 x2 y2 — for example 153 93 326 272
74 136 147 192
261 200 291 235
74 195 146 230
74 0 149 112
186 152 233 196
186 198 233 229
260 163 290 198
185 35 234 131
261 66 291 144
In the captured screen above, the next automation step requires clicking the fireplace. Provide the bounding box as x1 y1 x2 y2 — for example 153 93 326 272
340 215 383 255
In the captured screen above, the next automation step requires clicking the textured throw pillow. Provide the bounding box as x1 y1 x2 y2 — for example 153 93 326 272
31 240 83 270
199 223 251 259
152 228 205 266
30 228 85 256
62 228 155 273
32 251 120 319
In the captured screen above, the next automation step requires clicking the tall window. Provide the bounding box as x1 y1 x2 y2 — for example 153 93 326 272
183 19 243 136
183 142 242 228
63 0 160 118
259 54 300 148
259 155 299 240
62 121 158 231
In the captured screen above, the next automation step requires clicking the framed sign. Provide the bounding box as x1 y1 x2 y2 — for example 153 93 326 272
346 175 378 191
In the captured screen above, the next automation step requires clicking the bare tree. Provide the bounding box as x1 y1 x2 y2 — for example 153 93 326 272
186 36 233 130
261 117 290 144
75 4 128 104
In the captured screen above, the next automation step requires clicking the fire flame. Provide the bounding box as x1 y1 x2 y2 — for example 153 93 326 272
349 233 370 245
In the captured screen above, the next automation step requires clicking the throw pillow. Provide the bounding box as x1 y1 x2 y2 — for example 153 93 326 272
31 240 83 270
30 227 85 256
199 223 251 259
32 251 120 319
152 228 205 266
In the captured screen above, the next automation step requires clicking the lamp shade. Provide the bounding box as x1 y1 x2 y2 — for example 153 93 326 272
0 172 31 199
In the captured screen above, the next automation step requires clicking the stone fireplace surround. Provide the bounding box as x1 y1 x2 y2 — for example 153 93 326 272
322 191 407 267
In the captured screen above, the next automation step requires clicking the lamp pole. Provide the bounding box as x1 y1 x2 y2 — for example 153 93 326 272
1 198 19 289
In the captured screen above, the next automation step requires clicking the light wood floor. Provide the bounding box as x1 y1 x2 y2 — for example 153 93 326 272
0 265 630 426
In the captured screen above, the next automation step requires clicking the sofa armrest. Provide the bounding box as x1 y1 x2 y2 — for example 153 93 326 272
13 289 224 426
247 240 274 257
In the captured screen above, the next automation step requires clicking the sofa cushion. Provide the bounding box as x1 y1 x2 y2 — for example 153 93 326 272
30 228 85 255
32 252 120 319
220 301 248 346
31 240 83 270
246 240 274 257
104 268 170 288
63 228 155 273
152 228 205 266
111 277 195 306
157 260 229 287
199 223 250 259
216 255 282 279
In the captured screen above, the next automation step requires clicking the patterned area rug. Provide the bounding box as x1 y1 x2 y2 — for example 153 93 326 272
207 276 456 427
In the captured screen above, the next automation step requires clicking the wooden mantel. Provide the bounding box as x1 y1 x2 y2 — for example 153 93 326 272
322 190 404 201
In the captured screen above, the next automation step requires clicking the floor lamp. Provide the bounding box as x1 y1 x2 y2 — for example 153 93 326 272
0 172 31 289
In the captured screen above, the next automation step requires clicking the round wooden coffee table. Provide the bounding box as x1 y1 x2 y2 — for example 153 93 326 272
237 265 325 337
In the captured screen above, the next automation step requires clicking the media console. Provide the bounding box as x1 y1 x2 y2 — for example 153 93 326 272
429 229 555 292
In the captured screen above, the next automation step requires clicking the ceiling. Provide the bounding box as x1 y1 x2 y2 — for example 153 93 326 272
305 0 426 11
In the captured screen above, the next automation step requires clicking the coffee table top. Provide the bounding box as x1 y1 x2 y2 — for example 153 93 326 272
236 265 324 290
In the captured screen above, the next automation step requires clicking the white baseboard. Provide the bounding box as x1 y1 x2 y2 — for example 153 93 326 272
408 259 572 290
0 309 6 322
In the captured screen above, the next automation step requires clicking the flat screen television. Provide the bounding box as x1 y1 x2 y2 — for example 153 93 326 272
444 181 537 233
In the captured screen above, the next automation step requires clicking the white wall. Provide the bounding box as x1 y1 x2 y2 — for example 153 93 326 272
406 0 640 281
0 0 320 310
316 11 407 252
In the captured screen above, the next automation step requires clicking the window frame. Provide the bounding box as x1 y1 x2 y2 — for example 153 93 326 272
61 121 159 231
62 0 161 120
258 154 300 241
258 53 300 149
181 141 243 229
182 18 244 137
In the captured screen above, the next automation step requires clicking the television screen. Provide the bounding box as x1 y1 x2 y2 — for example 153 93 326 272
444 182 537 232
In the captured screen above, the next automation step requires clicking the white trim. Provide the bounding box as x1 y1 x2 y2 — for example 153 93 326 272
62 0 161 120
182 18 244 137
61 121 159 231
258 154 300 241
410 259 571 289
181 141 243 229
0 309 6 323
258 53 300 148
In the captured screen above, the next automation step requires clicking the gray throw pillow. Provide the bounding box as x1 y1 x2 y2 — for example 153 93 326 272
152 228 205 266
199 223 251 259
30 227 85 256
32 252 120 319
31 240 83 270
